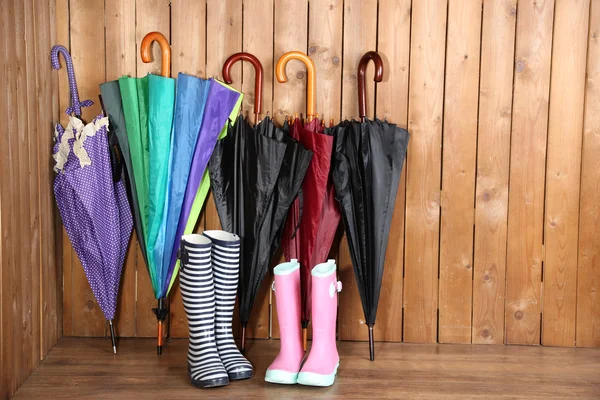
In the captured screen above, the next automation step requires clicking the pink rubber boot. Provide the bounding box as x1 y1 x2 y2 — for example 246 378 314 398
265 259 305 384
298 259 342 387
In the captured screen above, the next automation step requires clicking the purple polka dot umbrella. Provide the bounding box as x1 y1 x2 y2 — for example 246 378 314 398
51 45 133 353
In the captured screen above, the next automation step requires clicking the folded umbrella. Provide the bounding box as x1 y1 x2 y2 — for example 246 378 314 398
119 32 176 354
276 52 341 348
208 53 312 352
330 52 409 361
51 45 133 353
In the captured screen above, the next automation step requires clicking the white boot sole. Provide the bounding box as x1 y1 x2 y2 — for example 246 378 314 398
265 369 299 385
297 361 339 387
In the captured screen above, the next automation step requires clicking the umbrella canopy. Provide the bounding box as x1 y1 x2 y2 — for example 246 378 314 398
330 52 409 361
208 53 312 352
51 45 132 353
119 33 175 299
99 81 147 265
276 52 341 347
165 80 243 295
162 78 242 296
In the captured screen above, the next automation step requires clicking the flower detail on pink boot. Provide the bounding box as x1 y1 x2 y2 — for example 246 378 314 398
298 260 341 387
265 260 305 384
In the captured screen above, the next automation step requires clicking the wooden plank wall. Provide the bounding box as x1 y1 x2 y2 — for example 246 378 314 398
0 0 61 398
56 0 600 348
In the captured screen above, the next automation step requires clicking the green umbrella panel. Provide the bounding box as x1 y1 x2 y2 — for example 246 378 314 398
119 74 175 295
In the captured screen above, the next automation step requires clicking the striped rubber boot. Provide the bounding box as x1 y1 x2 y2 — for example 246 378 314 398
203 230 254 380
179 234 229 388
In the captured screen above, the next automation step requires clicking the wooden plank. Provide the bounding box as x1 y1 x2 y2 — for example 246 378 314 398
337 0 378 341
68 0 107 337
403 0 447 343
472 0 516 345
55 0 72 338
1 0 18 394
438 0 482 344
577 0 600 348
505 0 554 345
308 0 343 123
373 0 411 342
134 0 171 337
543 0 590 347
15 0 32 383
105 0 137 338
169 0 207 338
242 0 274 340
273 0 308 126
49 0 63 348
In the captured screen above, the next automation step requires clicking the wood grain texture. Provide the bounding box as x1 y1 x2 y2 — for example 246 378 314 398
13 338 600 400
403 0 447 343
56 0 73 338
373 0 411 342
0 0 60 398
337 0 378 342
105 0 137 338
2 0 19 394
577 0 600 348
15 0 33 383
49 0 64 349
505 0 554 345
543 0 590 347
472 0 516 345
68 0 107 337
308 0 343 122
1 1 8 393
438 0 482 344
134 0 171 338
273 0 308 125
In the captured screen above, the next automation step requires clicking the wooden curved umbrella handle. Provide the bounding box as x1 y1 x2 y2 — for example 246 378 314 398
141 32 171 78
276 51 316 121
223 52 263 123
358 51 384 121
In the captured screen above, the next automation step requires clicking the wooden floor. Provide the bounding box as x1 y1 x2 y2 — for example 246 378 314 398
13 338 600 399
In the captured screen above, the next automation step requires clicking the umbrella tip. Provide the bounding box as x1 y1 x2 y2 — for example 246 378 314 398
157 345 163 355
113 346 117 354
368 324 375 361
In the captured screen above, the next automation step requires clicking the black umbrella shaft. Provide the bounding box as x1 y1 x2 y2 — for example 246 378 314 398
368 324 375 361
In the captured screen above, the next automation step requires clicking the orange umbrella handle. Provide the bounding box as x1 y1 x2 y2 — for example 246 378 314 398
141 32 171 78
276 51 316 122
357 51 384 121
223 52 263 124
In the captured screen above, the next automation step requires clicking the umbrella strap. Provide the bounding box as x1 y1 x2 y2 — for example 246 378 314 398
178 242 190 272
290 188 304 240
65 99 94 117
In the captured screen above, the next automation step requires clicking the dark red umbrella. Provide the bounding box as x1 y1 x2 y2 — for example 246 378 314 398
277 52 341 348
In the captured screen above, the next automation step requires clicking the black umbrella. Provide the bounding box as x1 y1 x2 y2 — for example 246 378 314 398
209 53 312 353
330 51 409 361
